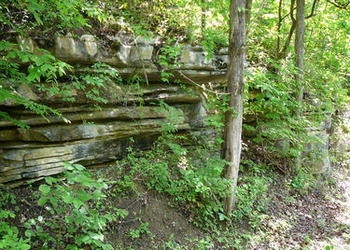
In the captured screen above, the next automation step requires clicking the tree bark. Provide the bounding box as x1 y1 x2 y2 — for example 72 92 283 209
223 0 246 215
293 0 305 169
295 0 305 104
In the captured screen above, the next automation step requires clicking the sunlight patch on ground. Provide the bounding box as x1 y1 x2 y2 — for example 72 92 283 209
250 216 299 250
309 167 350 250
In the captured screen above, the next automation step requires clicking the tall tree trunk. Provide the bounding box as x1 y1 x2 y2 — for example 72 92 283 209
295 0 305 104
293 0 305 170
223 0 247 215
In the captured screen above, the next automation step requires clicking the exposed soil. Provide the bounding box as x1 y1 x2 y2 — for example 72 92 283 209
105 188 207 249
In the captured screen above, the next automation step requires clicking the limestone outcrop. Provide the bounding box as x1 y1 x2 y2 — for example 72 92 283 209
0 34 227 186
51 34 228 83
0 84 206 185
332 109 350 166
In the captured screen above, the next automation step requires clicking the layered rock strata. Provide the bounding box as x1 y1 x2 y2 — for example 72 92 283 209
0 34 227 185
52 34 228 82
0 84 206 185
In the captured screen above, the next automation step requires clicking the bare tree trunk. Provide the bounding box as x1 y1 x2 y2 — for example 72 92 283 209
293 0 305 169
295 0 305 103
223 0 246 215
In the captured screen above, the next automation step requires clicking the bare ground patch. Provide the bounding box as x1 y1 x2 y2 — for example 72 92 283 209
250 166 350 250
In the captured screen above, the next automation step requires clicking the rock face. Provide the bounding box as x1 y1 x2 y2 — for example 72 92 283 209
0 84 206 186
0 34 227 186
303 119 332 175
53 34 228 83
332 109 350 166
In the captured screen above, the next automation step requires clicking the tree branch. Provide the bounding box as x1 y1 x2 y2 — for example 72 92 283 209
290 0 296 22
278 0 296 59
277 0 283 54
281 11 293 22
306 0 319 19
326 0 349 9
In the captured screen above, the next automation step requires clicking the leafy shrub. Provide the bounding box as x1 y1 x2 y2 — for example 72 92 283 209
33 62 122 106
0 41 68 127
118 103 230 228
124 139 230 228
25 162 127 250
0 0 115 128
0 188 31 250
1 38 120 126
201 28 227 59
0 0 105 32
232 161 271 227
290 166 317 194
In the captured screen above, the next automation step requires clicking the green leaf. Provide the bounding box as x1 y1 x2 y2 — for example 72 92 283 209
63 162 75 171
37 197 48 206
39 184 51 195
45 177 58 185
73 163 86 171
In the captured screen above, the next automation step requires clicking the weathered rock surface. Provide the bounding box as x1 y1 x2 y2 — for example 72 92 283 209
50 34 228 83
304 123 332 175
332 108 350 165
0 85 204 185
0 33 229 185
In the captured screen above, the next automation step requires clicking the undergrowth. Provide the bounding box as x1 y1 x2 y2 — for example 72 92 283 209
111 102 274 236
0 162 127 250
0 188 30 250
0 99 325 249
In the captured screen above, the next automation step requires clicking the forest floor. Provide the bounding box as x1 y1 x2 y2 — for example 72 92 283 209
5 164 350 249
249 165 350 250
100 163 350 249
307 166 350 249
